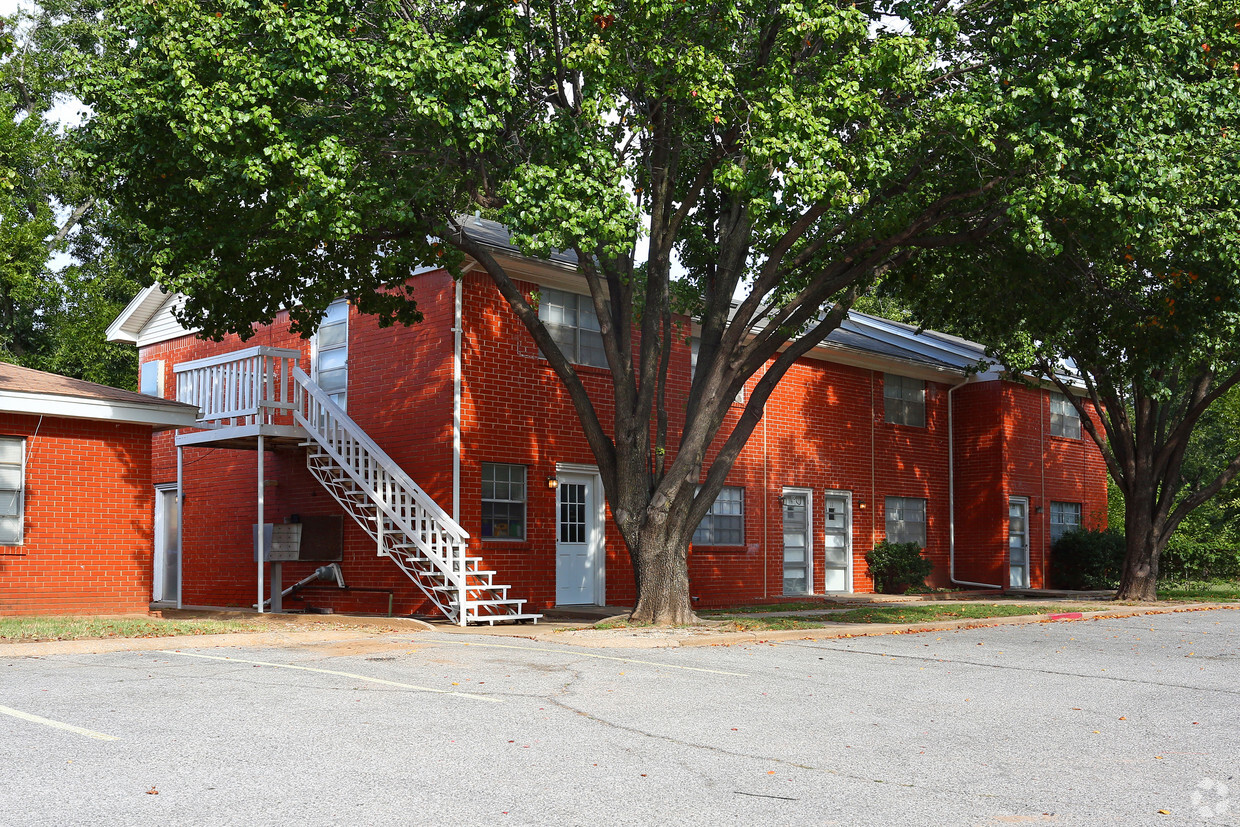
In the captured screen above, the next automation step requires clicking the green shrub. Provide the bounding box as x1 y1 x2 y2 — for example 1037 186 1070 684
866 541 933 594
1050 528 1126 590
1160 536 1240 582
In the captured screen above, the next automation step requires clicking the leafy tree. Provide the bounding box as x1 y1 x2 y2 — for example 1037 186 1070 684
79 0 1224 621
0 4 138 388
889 1 1240 601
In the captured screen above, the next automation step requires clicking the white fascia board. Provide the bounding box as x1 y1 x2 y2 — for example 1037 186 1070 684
106 284 170 344
0 390 202 430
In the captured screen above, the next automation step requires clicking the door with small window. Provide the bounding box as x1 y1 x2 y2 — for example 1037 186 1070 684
313 298 349 409
782 489 812 595
556 472 601 605
822 491 852 593
1009 498 1030 589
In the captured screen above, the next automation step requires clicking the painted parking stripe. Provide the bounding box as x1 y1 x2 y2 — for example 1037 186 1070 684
164 651 501 703
0 705 119 741
450 641 750 677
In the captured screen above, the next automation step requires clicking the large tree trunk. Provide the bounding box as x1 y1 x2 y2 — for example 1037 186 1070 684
1116 491 1161 602
626 516 698 625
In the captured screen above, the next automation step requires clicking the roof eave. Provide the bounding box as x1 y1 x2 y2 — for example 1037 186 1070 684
0 390 201 430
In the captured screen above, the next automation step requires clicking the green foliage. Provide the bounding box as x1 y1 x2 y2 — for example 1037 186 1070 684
865 540 933 594
1050 528 1127 591
0 3 139 387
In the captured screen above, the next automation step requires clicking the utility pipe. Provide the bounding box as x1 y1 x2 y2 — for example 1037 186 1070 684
176 443 184 610
948 376 1004 590
257 433 265 613
257 563 347 610
452 271 465 523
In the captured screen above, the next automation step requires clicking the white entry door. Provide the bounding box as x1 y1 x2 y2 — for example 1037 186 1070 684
1009 497 1030 588
822 491 852 593
153 486 179 604
557 473 600 605
782 489 812 595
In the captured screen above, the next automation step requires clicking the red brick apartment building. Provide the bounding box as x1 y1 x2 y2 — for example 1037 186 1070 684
0 363 199 614
107 218 1107 624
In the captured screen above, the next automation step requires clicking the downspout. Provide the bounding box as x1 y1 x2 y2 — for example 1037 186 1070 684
452 272 465 523
949 376 1004 589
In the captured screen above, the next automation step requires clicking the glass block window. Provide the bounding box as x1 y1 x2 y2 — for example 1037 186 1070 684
0 437 24 545
1050 392 1081 439
481 463 525 540
885 496 927 547
539 287 606 368
316 299 349 409
140 360 164 397
692 486 745 546
884 374 926 427
1050 501 1082 544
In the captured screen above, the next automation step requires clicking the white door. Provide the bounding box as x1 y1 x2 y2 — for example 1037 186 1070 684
556 473 599 605
782 489 812 595
153 486 179 604
1009 497 1030 589
313 298 349 409
823 491 852 593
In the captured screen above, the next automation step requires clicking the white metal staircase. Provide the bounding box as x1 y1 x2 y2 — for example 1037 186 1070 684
290 368 540 626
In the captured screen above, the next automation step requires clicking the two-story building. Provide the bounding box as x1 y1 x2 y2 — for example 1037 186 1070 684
107 218 1108 623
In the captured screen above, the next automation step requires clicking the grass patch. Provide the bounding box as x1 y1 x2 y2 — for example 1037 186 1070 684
727 603 1080 630
1158 581 1240 602
0 615 269 642
701 601 830 616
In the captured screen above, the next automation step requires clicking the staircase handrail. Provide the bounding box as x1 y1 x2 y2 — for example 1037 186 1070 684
291 367 469 543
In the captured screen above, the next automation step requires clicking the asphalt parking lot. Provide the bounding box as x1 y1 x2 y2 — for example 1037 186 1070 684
2 610 1238 826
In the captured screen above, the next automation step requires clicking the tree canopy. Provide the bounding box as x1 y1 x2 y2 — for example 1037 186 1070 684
79 0 1237 617
0 4 139 387
890 0 1240 599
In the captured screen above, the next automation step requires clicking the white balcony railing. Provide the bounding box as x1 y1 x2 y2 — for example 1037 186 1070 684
174 346 303 428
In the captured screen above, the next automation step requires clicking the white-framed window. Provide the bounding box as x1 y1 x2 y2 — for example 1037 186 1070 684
0 437 25 546
885 496 926 547
884 374 926 427
690 338 744 404
314 298 349 409
692 486 745 546
1050 501 1082 544
1050 392 1081 439
538 287 606 368
140 360 164 397
481 463 526 540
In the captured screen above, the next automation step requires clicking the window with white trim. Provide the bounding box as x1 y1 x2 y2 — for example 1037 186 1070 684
539 287 606 368
140 360 164 397
1050 501 1082 544
692 486 745 546
481 463 526 540
690 338 744 404
884 374 925 427
885 496 926 547
1050 392 1081 439
0 438 24 545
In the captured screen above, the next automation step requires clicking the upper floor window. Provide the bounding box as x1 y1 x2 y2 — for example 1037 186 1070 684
1050 392 1081 439
140 360 164 397
692 486 745 546
539 287 606 368
0 438 25 546
884 374 925 427
690 339 744 404
314 298 349 410
885 496 927 547
1049 501 1082 544
481 463 525 540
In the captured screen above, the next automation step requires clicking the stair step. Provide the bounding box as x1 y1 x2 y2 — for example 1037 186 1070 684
468 613 542 625
459 598 526 608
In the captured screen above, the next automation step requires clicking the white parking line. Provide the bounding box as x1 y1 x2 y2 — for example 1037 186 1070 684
164 651 502 702
0 705 119 741
449 641 751 677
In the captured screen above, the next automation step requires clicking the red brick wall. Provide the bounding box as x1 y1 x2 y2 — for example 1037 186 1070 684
0 414 155 615
135 269 1109 614
1003 384 1109 589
